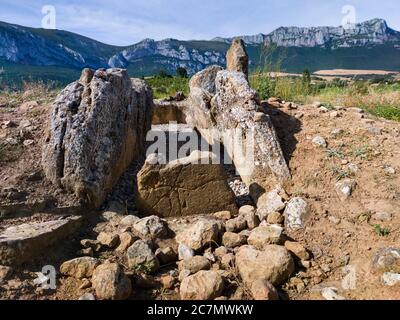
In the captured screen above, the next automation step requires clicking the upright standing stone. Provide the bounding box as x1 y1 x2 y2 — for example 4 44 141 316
226 38 249 79
211 71 290 192
42 68 153 208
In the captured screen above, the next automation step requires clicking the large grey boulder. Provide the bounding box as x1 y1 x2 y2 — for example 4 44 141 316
42 68 153 208
186 62 290 195
211 71 290 191
184 39 290 197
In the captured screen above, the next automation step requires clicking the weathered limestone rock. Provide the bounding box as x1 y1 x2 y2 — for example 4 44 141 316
0 217 82 266
213 211 232 221
155 246 177 265
382 272 400 286
120 215 141 227
321 287 346 300
97 232 119 248
176 218 223 251
211 71 290 192
185 65 223 143
180 270 225 300
335 179 357 201
220 253 235 270
187 52 290 198
189 65 223 95
92 263 132 300
250 279 279 300
133 216 168 239
247 225 284 249
116 232 136 253
152 99 187 124
284 241 310 260
235 245 294 286
137 151 237 217
126 240 159 273
60 257 100 279
284 197 310 230
373 247 400 273
178 244 195 261
239 205 259 230
42 68 153 208
226 38 249 79
267 212 284 225
181 256 211 274
256 188 286 221
222 232 247 248
225 216 247 233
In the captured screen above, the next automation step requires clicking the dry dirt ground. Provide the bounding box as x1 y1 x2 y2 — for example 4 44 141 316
0 95 399 300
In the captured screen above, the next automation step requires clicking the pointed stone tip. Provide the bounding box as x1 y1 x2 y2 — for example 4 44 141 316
226 38 249 78
79 68 94 84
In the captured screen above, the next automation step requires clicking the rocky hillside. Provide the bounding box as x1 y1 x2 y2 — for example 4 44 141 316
214 19 400 48
1 19 400 84
0 21 121 69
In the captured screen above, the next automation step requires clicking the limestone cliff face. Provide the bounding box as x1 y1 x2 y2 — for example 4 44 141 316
214 19 400 48
108 38 226 74
1 18 399 78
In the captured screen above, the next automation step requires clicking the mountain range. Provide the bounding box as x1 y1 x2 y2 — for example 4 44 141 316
1 18 400 86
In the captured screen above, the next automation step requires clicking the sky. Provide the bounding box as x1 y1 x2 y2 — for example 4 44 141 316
0 0 399 46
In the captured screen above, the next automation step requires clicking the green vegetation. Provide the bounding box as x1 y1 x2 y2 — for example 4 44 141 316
0 59 80 90
176 67 189 78
331 166 354 181
250 70 400 122
145 75 189 99
373 224 391 237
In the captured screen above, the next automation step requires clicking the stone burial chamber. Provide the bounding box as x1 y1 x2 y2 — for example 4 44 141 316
42 68 153 209
150 39 291 202
137 38 291 218
41 37 290 219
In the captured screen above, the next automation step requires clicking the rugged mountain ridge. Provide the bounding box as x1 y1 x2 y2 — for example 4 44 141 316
0 18 399 84
0 21 121 69
213 19 400 48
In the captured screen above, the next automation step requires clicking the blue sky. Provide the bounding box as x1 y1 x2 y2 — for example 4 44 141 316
1 0 399 46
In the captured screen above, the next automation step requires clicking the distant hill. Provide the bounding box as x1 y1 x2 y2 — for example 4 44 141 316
1 18 400 87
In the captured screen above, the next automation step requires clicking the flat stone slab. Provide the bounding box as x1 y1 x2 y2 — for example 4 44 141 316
0 216 82 266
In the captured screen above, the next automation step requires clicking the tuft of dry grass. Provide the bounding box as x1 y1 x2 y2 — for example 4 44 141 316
0 81 59 111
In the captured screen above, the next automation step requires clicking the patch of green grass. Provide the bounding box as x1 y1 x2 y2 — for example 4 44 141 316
326 147 344 159
373 224 391 237
367 105 400 121
331 166 353 181
145 76 189 99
